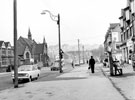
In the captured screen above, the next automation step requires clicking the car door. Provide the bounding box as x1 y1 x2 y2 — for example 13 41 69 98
31 65 36 78
33 65 39 78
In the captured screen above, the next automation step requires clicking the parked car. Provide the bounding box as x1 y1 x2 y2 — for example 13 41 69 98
50 62 60 71
11 64 41 83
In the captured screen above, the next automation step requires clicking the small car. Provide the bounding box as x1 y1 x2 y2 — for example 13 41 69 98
50 62 60 71
11 64 41 83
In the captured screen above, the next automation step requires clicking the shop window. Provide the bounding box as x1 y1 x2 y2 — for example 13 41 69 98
129 49 132 54
129 55 132 60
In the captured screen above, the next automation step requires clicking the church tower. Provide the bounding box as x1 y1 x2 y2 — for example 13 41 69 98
28 28 32 40
43 36 46 44
43 36 48 54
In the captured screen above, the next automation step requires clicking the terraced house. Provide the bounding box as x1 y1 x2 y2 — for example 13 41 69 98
119 0 135 64
0 41 14 72
104 23 122 61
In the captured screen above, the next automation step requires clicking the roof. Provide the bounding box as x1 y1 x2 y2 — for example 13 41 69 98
17 40 26 55
110 23 120 29
0 41 4 47
110 23 121 32
19 36 34 47
5 42 10 48
17 36 47 55
123 6 129 11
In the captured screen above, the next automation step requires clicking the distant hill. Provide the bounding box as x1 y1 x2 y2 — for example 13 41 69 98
48 44 102 60
48 44 100 52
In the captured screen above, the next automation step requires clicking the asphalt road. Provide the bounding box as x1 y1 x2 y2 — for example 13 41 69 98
0 64 74 91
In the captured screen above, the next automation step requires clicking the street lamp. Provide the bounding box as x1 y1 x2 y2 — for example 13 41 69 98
41 10 63 73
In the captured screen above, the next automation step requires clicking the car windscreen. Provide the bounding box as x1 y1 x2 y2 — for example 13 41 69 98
54 62 59 67
18 65 32 71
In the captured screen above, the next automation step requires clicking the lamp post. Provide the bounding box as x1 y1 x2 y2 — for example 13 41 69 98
82 45 85 64
13 0 18 88
41 10 63 73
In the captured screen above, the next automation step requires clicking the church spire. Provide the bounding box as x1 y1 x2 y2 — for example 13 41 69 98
43 36 46 43
28 28 32 40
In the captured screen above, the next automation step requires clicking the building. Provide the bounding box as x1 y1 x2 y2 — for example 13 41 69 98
119 0 135 64
17 28 49 66
0 41 14 72
104 23 122 61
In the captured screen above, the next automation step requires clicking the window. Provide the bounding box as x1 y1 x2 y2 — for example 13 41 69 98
128 29 130 39
2 49 6 55
121 34 123 42
26 52 30 59
8 50 11 55
130 27 132 37
124 32 126 40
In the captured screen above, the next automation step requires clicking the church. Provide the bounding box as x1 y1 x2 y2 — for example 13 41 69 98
17 28 49 67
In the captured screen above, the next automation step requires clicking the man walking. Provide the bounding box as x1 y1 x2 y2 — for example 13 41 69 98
89 56 95 73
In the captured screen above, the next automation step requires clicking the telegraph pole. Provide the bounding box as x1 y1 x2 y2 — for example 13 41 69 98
13 0 18 88
108 42 114 76
57 14 63 73
78 39 80 66
82 45 85 64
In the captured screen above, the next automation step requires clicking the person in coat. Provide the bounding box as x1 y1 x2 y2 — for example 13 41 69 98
89 56 95 73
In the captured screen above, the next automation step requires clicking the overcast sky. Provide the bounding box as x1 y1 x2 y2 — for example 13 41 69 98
0 0 126 46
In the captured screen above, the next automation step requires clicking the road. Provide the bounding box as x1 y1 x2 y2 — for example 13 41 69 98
0 64 73 91
0 63 125 100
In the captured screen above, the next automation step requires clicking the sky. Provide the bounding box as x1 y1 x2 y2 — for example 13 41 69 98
0 0 127 46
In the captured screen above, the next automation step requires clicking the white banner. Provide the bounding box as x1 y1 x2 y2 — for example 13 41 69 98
125 9 130 21
131 1 135 14
120 18 123 27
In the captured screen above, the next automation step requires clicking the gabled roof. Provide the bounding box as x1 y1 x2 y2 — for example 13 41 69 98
110 23 120 29
5 42 10 48
109 23 121 32
19 36 35 48
0 41 4 47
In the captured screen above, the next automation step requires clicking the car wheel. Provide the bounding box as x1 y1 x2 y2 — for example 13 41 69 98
13 79 15 83
36 74 39 80
28 76 32 82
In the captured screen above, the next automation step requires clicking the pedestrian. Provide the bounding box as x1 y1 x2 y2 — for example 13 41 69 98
71 60 74 68
89 56 95 73
87 60 88 64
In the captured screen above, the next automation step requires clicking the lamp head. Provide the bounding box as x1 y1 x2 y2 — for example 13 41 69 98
41 11 46 15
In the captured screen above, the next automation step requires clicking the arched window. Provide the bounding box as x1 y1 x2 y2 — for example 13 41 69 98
26 52 30 59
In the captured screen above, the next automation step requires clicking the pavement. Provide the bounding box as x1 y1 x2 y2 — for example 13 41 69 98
101 63 135 100
0 63 134 100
